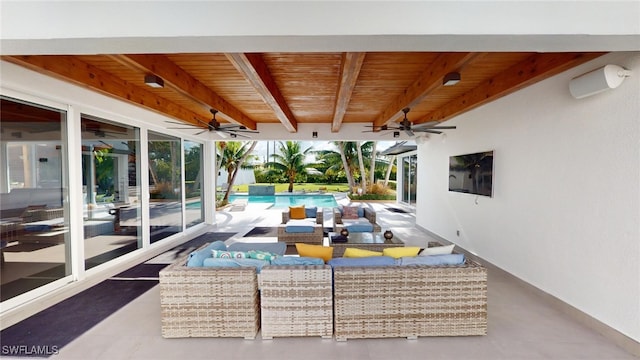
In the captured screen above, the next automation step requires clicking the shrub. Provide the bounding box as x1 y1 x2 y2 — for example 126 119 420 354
367 183 394 196
349 193 396 201
150 181 180 199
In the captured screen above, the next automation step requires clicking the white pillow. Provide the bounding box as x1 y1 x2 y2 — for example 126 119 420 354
420 244 455 256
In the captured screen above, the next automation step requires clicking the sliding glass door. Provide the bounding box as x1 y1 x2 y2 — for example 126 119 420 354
81 114 142 270
0 96 70 302
148 131 183 243
184 140 204 228
402 154 417 205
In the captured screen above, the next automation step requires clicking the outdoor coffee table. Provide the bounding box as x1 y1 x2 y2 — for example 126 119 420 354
328 231 403 257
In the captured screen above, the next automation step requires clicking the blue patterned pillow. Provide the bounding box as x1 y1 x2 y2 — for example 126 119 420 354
247 250 278 262
202 258 269 273
211 250 247 259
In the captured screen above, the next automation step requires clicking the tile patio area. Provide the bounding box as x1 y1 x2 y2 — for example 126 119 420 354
2 200 636 359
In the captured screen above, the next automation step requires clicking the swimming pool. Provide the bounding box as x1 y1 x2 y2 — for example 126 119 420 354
228 194 338 209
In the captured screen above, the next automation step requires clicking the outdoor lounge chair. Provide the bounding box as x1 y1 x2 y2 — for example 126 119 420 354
229 198 248 211
277 206 324 245
333 205 381 234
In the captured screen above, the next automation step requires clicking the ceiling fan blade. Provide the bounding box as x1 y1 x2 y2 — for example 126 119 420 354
427 125 457 130
194 129 208 135
165 121 194 126
229 132 250 138
230 129 260 134
418 129 443 134
218 124 243 129
219 129 249 138
405 129 414 137
411 121 440 128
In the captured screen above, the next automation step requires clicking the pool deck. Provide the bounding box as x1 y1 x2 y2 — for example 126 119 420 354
214 196 437 249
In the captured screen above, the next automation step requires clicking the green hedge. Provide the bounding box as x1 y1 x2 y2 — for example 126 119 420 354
348 194 396 201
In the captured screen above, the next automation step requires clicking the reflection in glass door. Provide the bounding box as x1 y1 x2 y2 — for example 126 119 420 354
148 131 183 243
1 96 70 302
184 140 203 228
81 115 142 270
402 154 417 205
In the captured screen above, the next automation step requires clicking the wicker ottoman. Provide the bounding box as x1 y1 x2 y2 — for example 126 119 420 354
259 265 333 339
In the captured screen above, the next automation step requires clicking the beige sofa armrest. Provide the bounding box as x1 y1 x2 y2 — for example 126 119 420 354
282 211 290 224
364 208 376 224
333 207 343 225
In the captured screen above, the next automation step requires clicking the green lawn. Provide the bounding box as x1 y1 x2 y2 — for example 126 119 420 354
230 183 351 193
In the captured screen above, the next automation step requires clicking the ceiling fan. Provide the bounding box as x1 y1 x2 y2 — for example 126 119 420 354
364 107 456 136
167 109 259 138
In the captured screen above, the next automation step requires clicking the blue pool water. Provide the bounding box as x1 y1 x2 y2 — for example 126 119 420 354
185 201 202 209
228 194 338 209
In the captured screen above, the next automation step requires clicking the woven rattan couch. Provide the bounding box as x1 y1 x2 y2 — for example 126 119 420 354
259 264 333 339
277 208 324 245
333 206 381 233
332 259 487 341
159 250 260 339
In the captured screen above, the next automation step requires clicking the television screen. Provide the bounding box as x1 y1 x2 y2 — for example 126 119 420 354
449 151 493 197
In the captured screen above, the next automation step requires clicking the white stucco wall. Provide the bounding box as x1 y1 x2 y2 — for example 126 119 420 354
1 1 639 54
416 52 640 341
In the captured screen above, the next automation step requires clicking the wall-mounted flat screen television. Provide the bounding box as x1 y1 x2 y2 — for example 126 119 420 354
449 151 493 197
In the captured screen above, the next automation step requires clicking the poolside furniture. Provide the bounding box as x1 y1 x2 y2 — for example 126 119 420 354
332 258 488 341
333 205 381 234
259 264 333 339
277 206 324 245
159 245 260 339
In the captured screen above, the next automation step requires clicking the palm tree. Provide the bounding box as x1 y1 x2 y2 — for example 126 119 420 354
336 141 357 190
314 142 358 190
368 141 377 187
315 141 381 193
216 141 258 203
356 141 367 193
383 155 396 187
264 141 315 192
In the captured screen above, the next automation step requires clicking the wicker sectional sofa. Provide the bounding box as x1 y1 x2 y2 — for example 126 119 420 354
259 264 333 339
159 257 261 339
332 259 488 341
159 242 487 341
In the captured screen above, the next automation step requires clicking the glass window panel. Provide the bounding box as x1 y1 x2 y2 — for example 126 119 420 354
148 131 182 242
1 96 69 302
184 140 203 227
402 154 417 205
81 115 142 269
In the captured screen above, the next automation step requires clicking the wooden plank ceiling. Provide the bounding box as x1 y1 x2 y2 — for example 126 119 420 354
3 51 603 134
